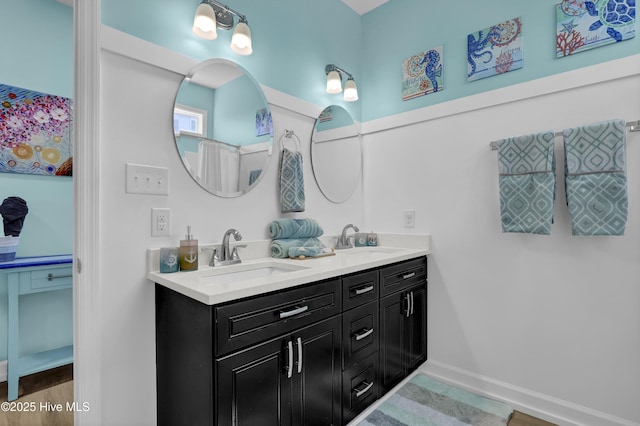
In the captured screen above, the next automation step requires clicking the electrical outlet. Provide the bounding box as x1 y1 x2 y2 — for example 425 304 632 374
126 164 169 195
151 208 170 237
403 210 415 228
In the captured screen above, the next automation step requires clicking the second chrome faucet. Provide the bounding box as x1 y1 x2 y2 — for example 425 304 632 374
336 224 359 249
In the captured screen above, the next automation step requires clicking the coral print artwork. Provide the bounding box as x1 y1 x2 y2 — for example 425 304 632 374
0 84 72 176
401 46 444 101
556 0 635 57
467 17 523 82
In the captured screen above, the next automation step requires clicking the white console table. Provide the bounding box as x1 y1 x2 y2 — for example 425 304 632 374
1 255 73 401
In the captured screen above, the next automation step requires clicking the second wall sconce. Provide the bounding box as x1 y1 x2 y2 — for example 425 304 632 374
325 64 358 102
192 0 253 55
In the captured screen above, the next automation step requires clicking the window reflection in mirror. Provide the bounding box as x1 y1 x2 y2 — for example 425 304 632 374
173 58 273 197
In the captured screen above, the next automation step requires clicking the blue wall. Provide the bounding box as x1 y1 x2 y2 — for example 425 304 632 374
0 0 73 361
103 0 638 123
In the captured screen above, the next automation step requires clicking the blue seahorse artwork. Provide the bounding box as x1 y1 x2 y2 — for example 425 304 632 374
401 46 444 101
467 17 523 82
556 0 635 57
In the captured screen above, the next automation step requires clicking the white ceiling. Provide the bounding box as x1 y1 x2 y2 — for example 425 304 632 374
341 0 389 15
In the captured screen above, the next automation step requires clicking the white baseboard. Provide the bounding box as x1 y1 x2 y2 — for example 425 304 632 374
0 360 6 382
420 361 639 426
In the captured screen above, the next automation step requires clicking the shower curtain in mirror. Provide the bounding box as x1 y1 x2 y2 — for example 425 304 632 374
197 140 240 195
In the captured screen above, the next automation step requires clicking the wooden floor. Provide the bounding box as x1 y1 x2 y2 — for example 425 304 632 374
0 365 73 426
509 410 558 426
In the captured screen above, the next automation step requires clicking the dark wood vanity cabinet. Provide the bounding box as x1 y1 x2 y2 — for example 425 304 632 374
155 256 427 426
379 258 428 396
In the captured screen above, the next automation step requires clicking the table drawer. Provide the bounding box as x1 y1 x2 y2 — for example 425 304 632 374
215 278 341 356
342 269 379 311
343 300 378 368
18 267 73 295
379 257 427 297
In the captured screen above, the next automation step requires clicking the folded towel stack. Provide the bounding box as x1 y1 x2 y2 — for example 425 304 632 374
563 119 628 236
497 131 556 235
268 218 326 259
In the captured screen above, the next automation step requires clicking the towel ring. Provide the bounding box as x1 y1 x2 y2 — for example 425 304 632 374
280 129 302 152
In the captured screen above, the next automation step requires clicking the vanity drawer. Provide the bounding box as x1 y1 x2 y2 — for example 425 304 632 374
342 269 379 311
215 278 341 356
379 257 427 297
342 352 378 424
18 267 73 295
342 301 378 368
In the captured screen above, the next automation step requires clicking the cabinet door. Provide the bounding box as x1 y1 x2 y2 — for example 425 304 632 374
379 290 407 395
405 283 427 373
217 336 293 426
291 316 342 426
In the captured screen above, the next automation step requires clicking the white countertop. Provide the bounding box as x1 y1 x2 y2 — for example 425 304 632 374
147 233 431 305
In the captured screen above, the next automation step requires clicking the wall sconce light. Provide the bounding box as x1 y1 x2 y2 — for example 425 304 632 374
192 0 253 55
325 64 358 102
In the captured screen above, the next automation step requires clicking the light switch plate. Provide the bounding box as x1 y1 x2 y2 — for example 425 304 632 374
403 210 415 228
126 163 169 195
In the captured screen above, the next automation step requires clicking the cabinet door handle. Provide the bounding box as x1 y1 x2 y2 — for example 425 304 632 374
354 285 374 295
353 381 374 398
410 291 415 316
47 273 72 281
296 337 303 374
404 293 411 318
402 272 416 280
286 340 294 379
279 305 308 319
354 328 374 341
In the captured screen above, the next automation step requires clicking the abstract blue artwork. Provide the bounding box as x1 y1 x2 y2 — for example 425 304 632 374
467 17 523 82
401 46 444 101
556 0 635 57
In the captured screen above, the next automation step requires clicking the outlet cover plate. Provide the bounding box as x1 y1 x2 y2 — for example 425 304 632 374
151 208 170 237
126 163 169 195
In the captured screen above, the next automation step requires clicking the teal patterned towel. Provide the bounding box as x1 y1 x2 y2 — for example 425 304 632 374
359 374 513 426
288 246 324 258
497 131 556 235
279 148 305 213
563 120 627 236
270 238 325 259
269 218 323 239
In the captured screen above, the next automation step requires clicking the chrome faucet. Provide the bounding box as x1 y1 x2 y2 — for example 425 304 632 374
336 224 359 249
218 228 242 266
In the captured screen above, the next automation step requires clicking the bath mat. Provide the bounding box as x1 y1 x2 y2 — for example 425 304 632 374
358 374 513 426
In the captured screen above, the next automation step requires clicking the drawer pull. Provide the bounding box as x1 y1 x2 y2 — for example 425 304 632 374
279 305 308 319
353 381 374 398
354 285 374 295
354 328 374 341
402 272 416 280
47 273 72 281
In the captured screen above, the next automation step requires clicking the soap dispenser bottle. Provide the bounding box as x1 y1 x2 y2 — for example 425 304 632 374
179 226 198 271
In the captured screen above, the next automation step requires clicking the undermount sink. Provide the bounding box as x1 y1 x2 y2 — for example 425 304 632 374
198 262 308 285
341 247 403 257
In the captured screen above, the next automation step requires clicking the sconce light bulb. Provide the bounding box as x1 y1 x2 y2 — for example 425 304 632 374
326 70 342 94
231 21 253 55
343 78 358 101
193 2 218 40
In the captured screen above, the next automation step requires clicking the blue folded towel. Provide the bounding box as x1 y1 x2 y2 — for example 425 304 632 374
563 119 628 236
497 131 556 235
269 218 324 239
288 246 325 258
279 148 305 213
270 238 325 259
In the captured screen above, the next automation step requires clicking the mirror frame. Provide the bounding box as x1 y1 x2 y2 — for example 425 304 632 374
173 58 273 197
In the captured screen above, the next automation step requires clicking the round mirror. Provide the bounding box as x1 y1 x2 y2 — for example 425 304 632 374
173 58 273 197
311 106 361 203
